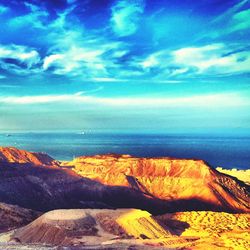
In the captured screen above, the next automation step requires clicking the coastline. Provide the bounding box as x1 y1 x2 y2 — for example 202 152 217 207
1 132 250 170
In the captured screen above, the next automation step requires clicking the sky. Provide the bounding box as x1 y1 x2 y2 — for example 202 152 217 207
0 0 249 133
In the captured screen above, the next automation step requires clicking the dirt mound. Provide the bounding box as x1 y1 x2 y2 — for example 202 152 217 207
11 209 171 246
7 209 250 249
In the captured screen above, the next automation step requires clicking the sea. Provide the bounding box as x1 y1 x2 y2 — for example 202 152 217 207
0 132 249 170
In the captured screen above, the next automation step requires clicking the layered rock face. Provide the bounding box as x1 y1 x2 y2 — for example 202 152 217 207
0 147 249 213
64 154 250 213
0 147 58 166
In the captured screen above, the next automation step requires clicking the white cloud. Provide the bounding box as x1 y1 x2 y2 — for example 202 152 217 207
230 8 250 32
0 92 248 108
137 43 250 79
170 68 189 76
91 77 127 82
139 50 187 78
9 3 49 29
43 46 107 76
172 44 250 75
173 44 226 72
205 1 250 38
212 0 249 24
43 54 64 70
0 44 41 73
111 50 129 58
40 6 128 79
111 0 145 37
4 1 248 81
140 53 159 68
49 5 76 32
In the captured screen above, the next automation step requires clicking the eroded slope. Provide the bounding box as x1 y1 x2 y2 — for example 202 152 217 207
63 154 250 212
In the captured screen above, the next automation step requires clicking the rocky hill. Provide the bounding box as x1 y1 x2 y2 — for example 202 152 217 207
0 147 58 166
0 147 249 213
11 209 171 246
0 147 249 249
63 154 250 213
0 202 40 233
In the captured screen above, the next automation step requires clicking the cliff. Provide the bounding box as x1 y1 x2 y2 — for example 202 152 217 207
64 154 250 213
0 147 249 213
0 146 58 166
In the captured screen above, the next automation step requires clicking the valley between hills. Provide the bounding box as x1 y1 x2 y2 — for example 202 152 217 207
0 146 249 249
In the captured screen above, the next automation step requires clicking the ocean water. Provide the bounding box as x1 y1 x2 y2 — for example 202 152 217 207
0 132 249 170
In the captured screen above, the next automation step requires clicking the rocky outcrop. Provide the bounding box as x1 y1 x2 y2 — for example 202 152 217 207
0 147 58 166
0 148 249 213
0 202 40 232
0 162 184 213
64 154 250 213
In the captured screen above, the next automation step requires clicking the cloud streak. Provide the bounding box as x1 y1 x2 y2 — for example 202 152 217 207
110 0 145 37
0 44 41 74
172 44 250 75
0 1 249 131
1 92 249 108
139 43 250 78
9 2 49 29
1 1 249 81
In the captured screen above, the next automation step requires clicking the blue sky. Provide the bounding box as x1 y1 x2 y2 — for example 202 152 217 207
0 0 249 133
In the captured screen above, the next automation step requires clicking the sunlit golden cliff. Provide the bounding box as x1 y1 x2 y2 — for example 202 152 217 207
62 154 250 213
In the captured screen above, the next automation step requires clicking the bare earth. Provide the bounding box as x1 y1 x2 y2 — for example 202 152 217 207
0 208 249 250
0 147 249 249
217 167 250 185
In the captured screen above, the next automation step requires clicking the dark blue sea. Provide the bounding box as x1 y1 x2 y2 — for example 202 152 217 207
0 132 249 170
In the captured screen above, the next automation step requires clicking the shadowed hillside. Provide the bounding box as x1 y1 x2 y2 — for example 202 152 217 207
63 154 250 213
0 202 40 233
0 147 249 213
